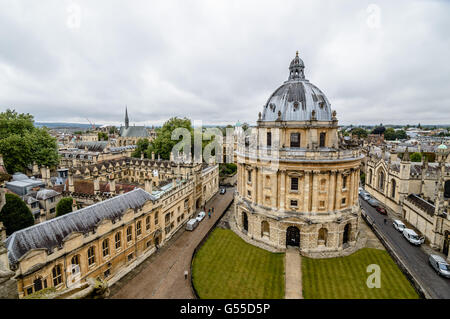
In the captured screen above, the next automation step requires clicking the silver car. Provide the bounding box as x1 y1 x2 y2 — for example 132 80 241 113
429 254 450 278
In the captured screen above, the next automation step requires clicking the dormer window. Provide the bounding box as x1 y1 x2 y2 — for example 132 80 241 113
293 102 299 111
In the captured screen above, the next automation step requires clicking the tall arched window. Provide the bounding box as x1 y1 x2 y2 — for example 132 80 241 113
319 132 326 147
368 169 373 185
391 179 396 198
71 255 80 275
87 246 95 266
127 226 133 242
378 170 385 191
115 232 121 249
102 239 109 257
52 264 62 286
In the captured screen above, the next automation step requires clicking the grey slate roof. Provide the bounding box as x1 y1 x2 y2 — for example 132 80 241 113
5 188 156 267
75 141 108 152
119 126 149 138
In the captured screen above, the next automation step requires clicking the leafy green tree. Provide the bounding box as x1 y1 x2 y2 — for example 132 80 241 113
410 152 422 162
132 138 150 158
56 197 73 217
351 127 368 138
384 128 396 140
147 117 194 160
0 109 59 173
395 130 407 140
98 132 108 141
0 193 34 235
371 125 386 135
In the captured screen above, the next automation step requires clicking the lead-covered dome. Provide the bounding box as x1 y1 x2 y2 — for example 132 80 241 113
261 52 332 122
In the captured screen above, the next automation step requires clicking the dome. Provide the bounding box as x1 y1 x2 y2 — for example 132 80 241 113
260 52 332 122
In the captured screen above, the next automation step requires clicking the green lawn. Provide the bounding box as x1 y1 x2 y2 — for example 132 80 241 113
302 248 419 299
192 228 285 299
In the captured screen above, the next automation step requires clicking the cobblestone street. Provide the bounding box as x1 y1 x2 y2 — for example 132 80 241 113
109 187 234 299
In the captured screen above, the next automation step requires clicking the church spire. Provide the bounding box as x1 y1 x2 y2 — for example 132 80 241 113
125 106 129 129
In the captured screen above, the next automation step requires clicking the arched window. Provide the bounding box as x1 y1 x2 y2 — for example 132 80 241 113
378 170 385 191
319 132 326 147
146 216 151 231
71 255 80 275
127 226 133 242
261 221 270 238
102 239 109 257
115 232 121 249
52 265 62 286
87 246 95 266
242 212 248 232
33 277 43 292
391 179 396 198
368 169 373 185
343 224 351 245
137 221 142 236
318 228 328 246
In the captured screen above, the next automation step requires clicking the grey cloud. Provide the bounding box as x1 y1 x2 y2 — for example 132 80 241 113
0 0 449 126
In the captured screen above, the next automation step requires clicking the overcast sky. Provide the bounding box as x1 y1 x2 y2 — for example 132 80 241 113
0 0 449 127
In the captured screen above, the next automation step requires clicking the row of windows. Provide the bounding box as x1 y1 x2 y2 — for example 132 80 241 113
247 174 349 191
265 132 327 147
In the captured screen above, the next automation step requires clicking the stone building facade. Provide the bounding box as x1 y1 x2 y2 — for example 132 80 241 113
233 53 363 256
365 144 450 260
5 182 199 298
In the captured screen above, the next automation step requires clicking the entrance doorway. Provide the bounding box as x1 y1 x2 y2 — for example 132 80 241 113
286 226 300 247
343 224 351 245
242 212 248 232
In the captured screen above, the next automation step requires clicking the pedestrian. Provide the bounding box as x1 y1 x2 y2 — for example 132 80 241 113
208 211 211 219
384 218 387 224
212 207 214 214
184 270 188 280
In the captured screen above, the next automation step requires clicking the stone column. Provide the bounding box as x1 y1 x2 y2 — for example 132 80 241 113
271 171 277 209
280 170 286 211
145 176 153 194
257 168 263 206
311 170 320 212
303 171 311 212
335 171 342 209
328 171 336 211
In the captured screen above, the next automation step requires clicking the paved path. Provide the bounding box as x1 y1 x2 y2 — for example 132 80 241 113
109 187 235 299
285 247 303 299
360 196 450 299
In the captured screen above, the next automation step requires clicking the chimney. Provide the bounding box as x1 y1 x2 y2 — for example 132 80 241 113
94 176 100 194
170 151 174 162
109 175 116 195
152 152 155 160
72 198 77 212
32 161 39 175
158 154 161 161
141 152 144 160
145 176 153 194
172 178 176 188
68 172 75 192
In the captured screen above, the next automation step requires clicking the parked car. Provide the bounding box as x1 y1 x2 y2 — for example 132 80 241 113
358 187 364 195
428 254 450 278
367 198 379 207
220 188 226 194
186 219 199 231
375 206 387 215
402 228 425 246
362 193 371 201
196 211 206 222
392 220 406 232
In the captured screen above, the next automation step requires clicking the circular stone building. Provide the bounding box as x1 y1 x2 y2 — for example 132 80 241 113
233 52 363 256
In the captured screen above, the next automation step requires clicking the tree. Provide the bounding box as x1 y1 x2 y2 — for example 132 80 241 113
395 130 407 140
351 127 368 139
410 152 422 162
0 193 34 235
56 197 73 217
0 109 59 173
384 128 396 140
146 117 194 160
132 138 150 158
371 125 386 135
98 132 108 141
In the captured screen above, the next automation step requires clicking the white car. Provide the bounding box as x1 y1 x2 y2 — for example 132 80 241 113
196 211 206 222
393 220 406 232
402 228 425 246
